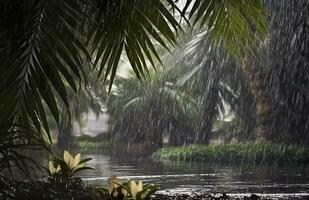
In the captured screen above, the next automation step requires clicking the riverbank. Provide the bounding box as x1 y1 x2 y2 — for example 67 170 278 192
72 137 309 166
70 136 153 156
0 176 285 200
70 135 112 153
3 146 309 200
152 142 309 166
70 135 130 154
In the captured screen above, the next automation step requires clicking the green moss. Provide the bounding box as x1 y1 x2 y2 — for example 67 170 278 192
152 143 309 166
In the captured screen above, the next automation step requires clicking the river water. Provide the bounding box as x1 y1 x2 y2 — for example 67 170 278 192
78 154 309 199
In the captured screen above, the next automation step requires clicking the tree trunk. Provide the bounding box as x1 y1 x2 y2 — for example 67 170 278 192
242 58 273 141
195 57 222 144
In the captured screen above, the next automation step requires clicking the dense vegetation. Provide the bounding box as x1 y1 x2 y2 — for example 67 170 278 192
152 143 309 166
1 0 309 199
106 1 309 155
0 0 268 174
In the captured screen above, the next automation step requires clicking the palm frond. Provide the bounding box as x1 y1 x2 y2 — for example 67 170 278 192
0 0 269 175
187 0 268 60
86 0 180 91
0 0 88 174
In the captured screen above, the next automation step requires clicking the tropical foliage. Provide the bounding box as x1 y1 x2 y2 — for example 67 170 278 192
107 68 201 148
106 176 158 200
152 142 309 166
184 0 267 60
0 0 267 175
43 150 93 187
106 29 257 149
0 0 179 174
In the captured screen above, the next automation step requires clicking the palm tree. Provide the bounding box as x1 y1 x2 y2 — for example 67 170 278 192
241 51 273 141
182 41 257 144
0 0 180 173
266 0 309 144
107 29 259 148
107 68 201 150
228 0 309 143
182 1 267 143
0 0 267 174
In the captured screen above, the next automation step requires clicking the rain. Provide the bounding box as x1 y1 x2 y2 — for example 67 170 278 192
0 0 308 200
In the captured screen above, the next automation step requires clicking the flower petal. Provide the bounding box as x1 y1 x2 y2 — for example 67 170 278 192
56 165 61 172
72 163 85 172
72 153 81 168
130 181 138 199
49 161 55 174
137 181 143 192
63 150 73 165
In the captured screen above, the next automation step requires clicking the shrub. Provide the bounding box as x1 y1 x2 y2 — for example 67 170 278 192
152 142 309 166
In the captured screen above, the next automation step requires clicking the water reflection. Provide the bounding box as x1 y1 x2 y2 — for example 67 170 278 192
80 154 309 198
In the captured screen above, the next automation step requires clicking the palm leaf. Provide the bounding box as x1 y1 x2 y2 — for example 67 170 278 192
0 0 87 174
187 0 268 60
0 0 268 175
87 0 180 89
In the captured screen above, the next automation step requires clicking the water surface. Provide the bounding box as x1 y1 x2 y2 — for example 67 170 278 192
80 154 309 199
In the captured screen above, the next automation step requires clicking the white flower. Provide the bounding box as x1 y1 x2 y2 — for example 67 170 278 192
48 161 61 175
63 150 84 171
130 180 143 199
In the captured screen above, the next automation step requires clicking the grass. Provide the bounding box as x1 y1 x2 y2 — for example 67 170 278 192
70 135 114 153
70 135 128 154
152 142 309 166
